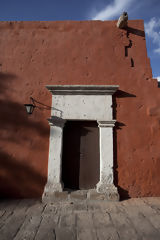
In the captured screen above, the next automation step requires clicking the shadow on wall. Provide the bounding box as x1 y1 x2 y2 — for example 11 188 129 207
0 72 49 198
0 151 46 198
125 26 145 38
113 90 136 200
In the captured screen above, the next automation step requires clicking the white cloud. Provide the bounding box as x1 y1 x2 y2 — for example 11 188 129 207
154 48 160 54
156 76 160 81
92 0 134 20
145 18 160 54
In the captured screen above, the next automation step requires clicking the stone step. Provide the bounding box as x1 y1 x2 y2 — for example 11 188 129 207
42 189 119 203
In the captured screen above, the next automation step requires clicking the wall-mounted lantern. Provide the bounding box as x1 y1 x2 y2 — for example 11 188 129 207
24 97 36 114
24 97 51 114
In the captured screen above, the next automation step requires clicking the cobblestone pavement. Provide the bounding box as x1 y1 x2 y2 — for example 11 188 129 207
0 197 160 240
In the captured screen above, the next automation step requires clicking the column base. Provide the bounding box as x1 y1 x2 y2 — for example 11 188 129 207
42 182 63 202
96 183 119 201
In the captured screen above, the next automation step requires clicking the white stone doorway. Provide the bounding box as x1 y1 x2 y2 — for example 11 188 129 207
43 85 119 200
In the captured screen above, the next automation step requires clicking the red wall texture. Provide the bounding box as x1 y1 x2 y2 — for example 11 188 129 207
0 20 160 199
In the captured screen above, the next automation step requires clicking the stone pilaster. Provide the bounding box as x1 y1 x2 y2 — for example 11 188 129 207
96 120 119 200
42 117 66 201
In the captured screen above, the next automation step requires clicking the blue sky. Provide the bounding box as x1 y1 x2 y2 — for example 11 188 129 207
0 0 160 80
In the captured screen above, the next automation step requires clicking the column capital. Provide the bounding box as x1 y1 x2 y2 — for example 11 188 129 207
48 117 66 128
97 120 116 128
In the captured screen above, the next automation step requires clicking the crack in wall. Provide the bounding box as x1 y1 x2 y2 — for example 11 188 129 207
125 40 132 57
124 35 134 67
131 58 134 67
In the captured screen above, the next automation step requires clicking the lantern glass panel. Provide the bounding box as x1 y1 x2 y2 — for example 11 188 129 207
24 104 35 114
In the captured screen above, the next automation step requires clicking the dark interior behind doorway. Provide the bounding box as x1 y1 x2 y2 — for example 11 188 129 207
62 121 100 190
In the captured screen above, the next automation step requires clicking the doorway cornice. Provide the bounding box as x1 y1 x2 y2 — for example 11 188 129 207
46 85 119 95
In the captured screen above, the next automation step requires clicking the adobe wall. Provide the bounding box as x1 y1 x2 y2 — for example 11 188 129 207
0 20 159 198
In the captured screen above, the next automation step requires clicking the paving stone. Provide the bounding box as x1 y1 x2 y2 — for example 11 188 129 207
0 197 160 240
103 201 120 213
0 200 32 240
55 227 76 240
76 212 93 229
76 212 98 240
121 204 160 240
128 198 160 232
77 229 97 240
42 192 69 203
14 203 46 240
44 189 119 203
87 201 103 211
143 198 160 213
92 211 110 228
144 197 160 206
109 211 139 239
34 205 60 240
89 190 106 200
57 202 75 213
73 203 88 211
0 199 19 215
70 190 87 200
93 210 120 240
106 192 119 201
97 227 120 240
59 212 76 228
54 191 69 201
0 199 20 229
88 189 119 201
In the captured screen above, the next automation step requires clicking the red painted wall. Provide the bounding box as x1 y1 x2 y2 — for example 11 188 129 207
0 20 159 198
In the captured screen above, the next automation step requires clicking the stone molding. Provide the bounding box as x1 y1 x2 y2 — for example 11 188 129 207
48 117 66 128
46 85 119 95
97 120 116 128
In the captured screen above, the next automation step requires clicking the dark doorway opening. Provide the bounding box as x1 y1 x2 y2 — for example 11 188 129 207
62 121 100 190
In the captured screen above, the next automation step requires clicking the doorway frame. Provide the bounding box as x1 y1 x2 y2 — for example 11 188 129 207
43 85 119 200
